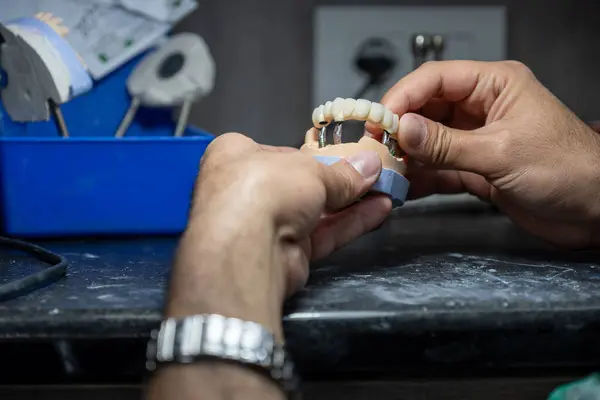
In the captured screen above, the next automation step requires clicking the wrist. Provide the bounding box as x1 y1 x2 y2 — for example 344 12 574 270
148 362 286 400
166 212 286 341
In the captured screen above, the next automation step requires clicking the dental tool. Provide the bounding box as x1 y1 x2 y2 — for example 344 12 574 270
115 32 215 138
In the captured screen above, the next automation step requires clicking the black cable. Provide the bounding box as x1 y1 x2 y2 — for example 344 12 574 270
0 236 68 301
353 37 397 100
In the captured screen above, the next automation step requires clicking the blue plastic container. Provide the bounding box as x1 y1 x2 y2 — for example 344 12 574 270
0 53 214 237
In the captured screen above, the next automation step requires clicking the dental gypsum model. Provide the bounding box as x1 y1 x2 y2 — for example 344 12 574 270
303 98 410 207
0 13 92 138
311 97 402 157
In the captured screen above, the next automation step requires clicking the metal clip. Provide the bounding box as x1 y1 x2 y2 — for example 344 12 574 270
317 123 401 157
382 130 390 146
317 121 344 148
382 130 401 157
318 126 327 148
332 122 343 145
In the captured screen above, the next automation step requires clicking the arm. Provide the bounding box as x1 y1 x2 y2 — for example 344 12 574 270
146 213 286 400
145 132 389 400
147 362 284 400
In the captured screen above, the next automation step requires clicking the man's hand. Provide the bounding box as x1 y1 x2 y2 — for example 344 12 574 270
367 60 600 249
167 133 391 337
149 134 391 400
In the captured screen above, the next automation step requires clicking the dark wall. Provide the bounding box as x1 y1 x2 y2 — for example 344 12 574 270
175 0 600 146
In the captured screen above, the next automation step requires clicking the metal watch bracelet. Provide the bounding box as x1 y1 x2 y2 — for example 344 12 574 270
146 314 300 398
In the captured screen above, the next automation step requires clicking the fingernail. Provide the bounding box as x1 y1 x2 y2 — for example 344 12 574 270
346 151 381 179
400 114 427 148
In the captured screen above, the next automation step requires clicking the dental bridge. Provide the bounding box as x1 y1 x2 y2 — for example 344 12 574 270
301 97 410 207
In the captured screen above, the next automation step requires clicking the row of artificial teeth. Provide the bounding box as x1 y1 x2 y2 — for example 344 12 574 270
311 97 400 135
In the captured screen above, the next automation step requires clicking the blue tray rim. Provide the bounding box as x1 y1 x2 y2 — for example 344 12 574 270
0 135 215 143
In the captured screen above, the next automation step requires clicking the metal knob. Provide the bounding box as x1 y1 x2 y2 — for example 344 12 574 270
431 34 445 61
410 33 431 69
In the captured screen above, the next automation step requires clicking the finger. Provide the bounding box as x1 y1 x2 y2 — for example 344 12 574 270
310 195 392 260
405 169 466 199
201 132 259 167
398 113 503 175
282 239 311 296
494 196 593 249
381 60 499 118
317 151 383 210
366 60 505 137
405 168 491 200
259 144 298 153
421 98 453 122
304 128 318 145
365 98 453 141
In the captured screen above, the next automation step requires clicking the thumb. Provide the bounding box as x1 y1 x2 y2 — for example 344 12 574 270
398 113 498 175
317 151 382 210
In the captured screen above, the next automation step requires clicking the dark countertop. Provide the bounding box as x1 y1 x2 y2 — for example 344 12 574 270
1 197 599 379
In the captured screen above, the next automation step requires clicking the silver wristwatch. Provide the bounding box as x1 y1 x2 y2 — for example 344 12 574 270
146 314 300 397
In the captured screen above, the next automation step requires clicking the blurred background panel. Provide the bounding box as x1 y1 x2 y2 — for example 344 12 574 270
175 0 600 147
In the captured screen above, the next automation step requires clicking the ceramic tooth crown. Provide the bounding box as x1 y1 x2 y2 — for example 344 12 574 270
323 101 333 121
312 98 400 138
342 98 356 118
354 99 371 119
367 102 385 125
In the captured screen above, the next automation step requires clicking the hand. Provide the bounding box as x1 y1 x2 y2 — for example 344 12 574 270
367 60 600 248
170 133 391 328
160 137 383 400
